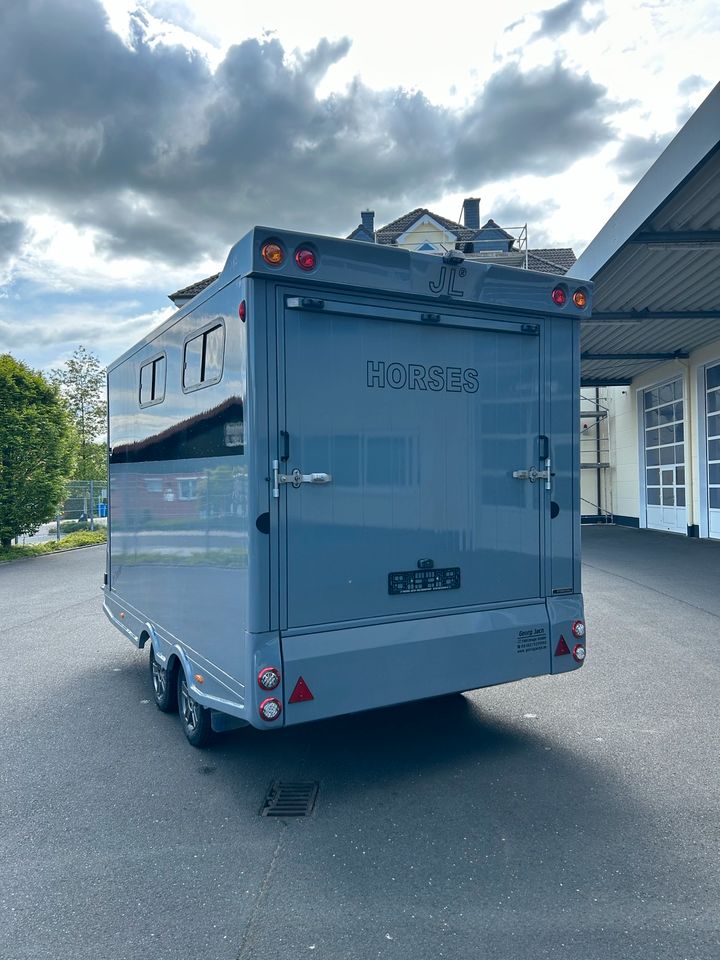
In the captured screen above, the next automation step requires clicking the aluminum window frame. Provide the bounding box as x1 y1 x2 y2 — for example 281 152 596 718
181 318 226 393
138 351 167 408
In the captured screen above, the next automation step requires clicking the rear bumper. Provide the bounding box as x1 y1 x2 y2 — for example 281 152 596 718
280 599 582 727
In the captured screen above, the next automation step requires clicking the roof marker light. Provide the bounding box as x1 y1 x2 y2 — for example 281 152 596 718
239 300 246 322
551 286 567 306
573 288 588 308
261 241 284 265
295 247 317 271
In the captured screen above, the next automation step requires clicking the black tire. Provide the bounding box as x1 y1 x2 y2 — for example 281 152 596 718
149 645 177 713
177 668 212 748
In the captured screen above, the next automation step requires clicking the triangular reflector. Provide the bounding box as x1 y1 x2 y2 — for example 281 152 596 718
554 635 571 656
289 676 314 703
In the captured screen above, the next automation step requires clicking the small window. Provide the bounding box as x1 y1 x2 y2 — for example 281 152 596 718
139 354 166 406
177 478 199 501
183 322 225 390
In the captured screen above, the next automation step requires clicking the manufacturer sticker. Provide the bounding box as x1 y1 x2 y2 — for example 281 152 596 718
516 628 548 654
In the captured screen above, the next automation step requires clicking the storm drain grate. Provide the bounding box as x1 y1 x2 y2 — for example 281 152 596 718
260 780 319 818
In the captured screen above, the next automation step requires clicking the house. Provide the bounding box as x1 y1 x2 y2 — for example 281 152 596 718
346 198 577 275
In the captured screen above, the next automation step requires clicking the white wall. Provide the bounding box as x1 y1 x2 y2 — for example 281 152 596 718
601 335 720 535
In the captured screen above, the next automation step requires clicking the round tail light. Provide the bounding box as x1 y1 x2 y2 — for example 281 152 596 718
573 644 586 663
259 697 282 721
572 619 586 639
295 247 317 271
258 667 281 691
261 241 284 265
572 288 588 308
551 286 567 306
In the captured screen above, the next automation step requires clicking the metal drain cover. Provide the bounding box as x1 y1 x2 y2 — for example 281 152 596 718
261 780 319 817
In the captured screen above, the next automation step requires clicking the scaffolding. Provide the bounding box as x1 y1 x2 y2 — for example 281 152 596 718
580 390 613 524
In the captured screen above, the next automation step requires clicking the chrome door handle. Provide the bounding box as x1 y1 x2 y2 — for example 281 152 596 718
273 461 332 497
513 460 553 490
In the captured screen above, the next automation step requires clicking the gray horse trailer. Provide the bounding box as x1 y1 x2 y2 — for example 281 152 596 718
103 227 589 746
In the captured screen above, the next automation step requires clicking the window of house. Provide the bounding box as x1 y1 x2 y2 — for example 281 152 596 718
183 322 225 390
177 478 199 500
139 354 166 406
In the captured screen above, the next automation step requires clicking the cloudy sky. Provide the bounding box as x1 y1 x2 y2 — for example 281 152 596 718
0 0 716 371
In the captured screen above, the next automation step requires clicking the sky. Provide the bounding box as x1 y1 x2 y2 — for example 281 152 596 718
0 0 717 372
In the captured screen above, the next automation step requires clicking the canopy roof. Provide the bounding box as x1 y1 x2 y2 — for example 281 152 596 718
571 83 720 387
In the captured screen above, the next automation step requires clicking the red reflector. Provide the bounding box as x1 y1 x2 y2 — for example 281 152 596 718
289 676 314 703
554 636 571 656
239 300 246 322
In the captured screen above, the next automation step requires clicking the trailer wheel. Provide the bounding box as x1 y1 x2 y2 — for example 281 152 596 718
149 645 177 713
177 669 212 748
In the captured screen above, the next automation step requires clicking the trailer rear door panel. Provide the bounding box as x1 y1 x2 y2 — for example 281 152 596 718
280 298 543 629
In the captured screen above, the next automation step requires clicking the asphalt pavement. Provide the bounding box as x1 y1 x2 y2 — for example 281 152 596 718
1 531 719 960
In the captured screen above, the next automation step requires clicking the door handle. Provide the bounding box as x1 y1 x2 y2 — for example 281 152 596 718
273 461 333 497
513 462 554 490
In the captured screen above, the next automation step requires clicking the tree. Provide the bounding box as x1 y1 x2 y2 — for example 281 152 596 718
0 355 75 547
50 346 107 481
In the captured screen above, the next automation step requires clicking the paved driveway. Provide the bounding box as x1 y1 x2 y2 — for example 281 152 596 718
1 533 718 960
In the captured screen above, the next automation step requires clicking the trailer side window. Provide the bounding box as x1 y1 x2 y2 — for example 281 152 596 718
139 354 166 406
183 322 225 390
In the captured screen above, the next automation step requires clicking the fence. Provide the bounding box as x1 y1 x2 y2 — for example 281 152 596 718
52 480 108 539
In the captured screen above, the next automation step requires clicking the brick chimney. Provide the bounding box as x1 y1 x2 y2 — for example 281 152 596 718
462 197 480 230
361 209 375 238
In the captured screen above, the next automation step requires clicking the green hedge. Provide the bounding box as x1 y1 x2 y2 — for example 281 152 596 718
0 528 107 562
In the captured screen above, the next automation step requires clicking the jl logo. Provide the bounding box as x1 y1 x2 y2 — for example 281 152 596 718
429 265 467 298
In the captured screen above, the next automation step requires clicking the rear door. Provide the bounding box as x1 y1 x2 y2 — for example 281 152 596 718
278 294 544 629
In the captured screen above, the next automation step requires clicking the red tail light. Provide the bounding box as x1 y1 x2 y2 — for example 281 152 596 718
259 697 282 721
295 247 317 271
572 620 585 639
551 286 567 306
573 644 586 663
258 667 281 691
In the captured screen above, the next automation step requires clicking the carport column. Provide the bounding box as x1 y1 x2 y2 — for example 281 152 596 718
681 362 696 533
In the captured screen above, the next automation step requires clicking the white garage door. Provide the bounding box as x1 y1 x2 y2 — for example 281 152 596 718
705 363 720 539
643 378 686 534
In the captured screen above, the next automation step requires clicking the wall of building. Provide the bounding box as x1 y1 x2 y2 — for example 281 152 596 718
601 334 720 536
397 221 450 250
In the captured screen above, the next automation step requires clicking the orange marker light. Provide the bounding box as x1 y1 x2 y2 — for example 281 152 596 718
573 289 588 308
261 241 284 265
194 674 205 684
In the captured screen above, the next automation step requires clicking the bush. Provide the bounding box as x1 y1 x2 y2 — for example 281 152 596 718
0 528 106 562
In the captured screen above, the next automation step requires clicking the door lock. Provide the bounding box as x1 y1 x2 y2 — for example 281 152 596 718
273 461 332 497
513 459 554 490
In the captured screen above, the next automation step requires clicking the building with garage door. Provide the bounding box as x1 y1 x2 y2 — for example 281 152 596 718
571 81 720 537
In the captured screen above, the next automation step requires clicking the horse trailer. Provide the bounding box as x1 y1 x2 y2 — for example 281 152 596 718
103 227 590 746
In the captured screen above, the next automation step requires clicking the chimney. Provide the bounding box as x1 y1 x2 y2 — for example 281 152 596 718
462 197 480 230
361 209 375 238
